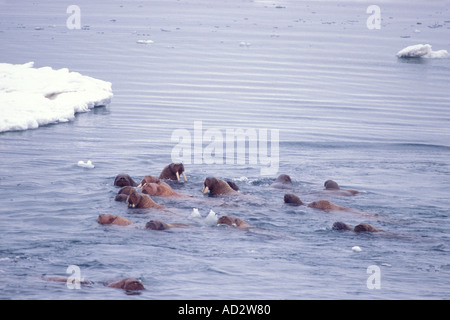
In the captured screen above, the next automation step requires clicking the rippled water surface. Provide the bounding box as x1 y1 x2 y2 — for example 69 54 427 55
1 0 450 299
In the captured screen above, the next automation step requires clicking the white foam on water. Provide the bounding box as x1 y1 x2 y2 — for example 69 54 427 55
0 62 113 133
396 44 449 59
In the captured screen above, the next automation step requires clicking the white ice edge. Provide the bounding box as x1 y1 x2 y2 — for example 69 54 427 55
0 62 113 133
396 44 449 59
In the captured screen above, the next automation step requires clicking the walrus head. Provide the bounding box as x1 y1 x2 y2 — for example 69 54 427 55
137 176 160 188
122 279 145 291
108 278 145 291
217 215 246 228
354 223 381 232
169 163 187 181
114 174 138 187
126 189 141 208
332 221 352 231
97 214 117 225
202 177 235 195
145 220 170 230
283 193 304 206
307 200 333 210
324 180 340 190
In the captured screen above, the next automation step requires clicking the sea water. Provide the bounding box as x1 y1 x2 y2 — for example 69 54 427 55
0 0 449 299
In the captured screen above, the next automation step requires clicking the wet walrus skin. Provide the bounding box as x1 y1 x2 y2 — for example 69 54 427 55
270 174 293 189
324 180 359 196
126 189 164 209
141 182 184 197
114 174 138 187
115 186 136 202
145 220 188 230
159 163 187 181
216 215 251 230
202 177 239 196
97 214 132 226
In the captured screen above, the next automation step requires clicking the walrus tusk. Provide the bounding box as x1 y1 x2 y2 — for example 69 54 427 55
202 186 209 194
137 183 142 188
182 172 187 181
176 172 180 181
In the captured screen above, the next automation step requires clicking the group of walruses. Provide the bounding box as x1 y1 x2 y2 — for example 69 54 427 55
105 163 383 234
44 163 382 292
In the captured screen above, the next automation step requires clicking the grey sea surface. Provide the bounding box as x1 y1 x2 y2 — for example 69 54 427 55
0 0 449 299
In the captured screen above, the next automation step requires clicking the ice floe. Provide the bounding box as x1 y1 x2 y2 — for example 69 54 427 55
396 44 449 59
0 62 113 133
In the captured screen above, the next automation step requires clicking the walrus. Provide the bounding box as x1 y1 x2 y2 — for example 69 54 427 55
283 193 304 206
159 163 187 181
126 189 164 209
106 278 145 291
145 220 189 230
114 174 138 187
354 223 383 232
42 275 144 291
202 177 239 196
307 200 350 212
141 182 184 197
115 186 136 202
331 221 353 231
324 180 359 196
41 275 92 286
332 221 382 232
284 193 369 215
271 174 293 189
137 175 161 188
97 214 132 226
216 215 251 230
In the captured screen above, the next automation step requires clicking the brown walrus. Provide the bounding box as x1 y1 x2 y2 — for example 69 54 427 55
145 220 189 230
106 278 145 291
41 275 92 286
202 177 239 196
354 223 383 232
126 189 164 209
159 163 187 181
141 182 184 197
332 221 383 232
283 193 304 206
284 193 369 215
270 174 293 189
324 180 359 196
307 200 350 212
114 174 138 187
115 186 136 202
137 175 161 187
331 221 353 231
217 215 251 230
42 275 144 291
97 214 132 226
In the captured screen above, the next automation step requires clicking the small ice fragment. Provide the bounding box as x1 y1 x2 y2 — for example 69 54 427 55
77 160 94 169
136 40 154 44
190 208 201 219
352 246 362 252
205 210 218 225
